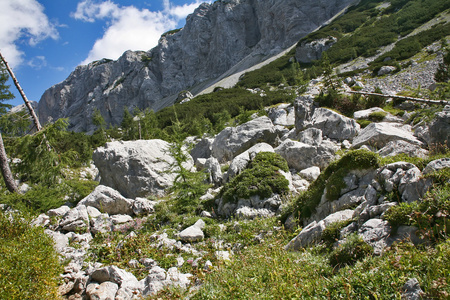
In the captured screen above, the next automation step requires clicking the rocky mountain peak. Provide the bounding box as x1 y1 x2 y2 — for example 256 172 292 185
37 0 357 133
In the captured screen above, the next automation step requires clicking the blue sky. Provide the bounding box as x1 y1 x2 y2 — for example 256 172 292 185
0 0 208 107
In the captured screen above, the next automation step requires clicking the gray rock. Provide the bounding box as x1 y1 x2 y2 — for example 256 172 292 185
91 265 139 290
275 139 337 171
132 197 156 216
377 140 428 158
297 128 323 146
78 185 134 215
190 137 213 161
299 166 321 181
59 205 89 232
311 108 361 141
93 140 193 198
423 157 450 175
90 214 113 235
86 281 119 300
211 116 278 162
296 36 337 63
178 219 205 242
87 206 102 219
45 229 69 252
204 157 223 186
267 104 295 126
428 105 450 148
401 278 423 300
285 210 354 250
352 122 422 149
47 205 71 217
295 95 317 130
378 66 396 76
358 219 391 255
110 214 133 225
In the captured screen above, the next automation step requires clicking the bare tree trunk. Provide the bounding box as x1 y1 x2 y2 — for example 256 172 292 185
348 91 450 105
0 51 42 131
0 132 19 193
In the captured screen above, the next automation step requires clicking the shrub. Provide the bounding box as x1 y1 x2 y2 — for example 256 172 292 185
290 150 380 221
329 233 373 267
321 219 353 247
368 111 387 122
0 211 62 299
221 152 289 203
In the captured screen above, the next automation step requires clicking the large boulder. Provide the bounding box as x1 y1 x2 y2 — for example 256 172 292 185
352 122 422 149
274 139 337 171
296 36 337 63
93 140 193 198
294 96 360 141
428 105 450 147
267 104 295 126
211 116 279 163
310 108 360 141
285 209 354 251
377 140 428 158
78 185 134 215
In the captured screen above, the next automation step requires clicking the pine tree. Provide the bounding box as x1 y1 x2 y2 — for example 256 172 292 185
0 63 19 193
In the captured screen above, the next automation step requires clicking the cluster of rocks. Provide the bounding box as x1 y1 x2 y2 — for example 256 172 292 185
285 157 450 253
32 87 449 298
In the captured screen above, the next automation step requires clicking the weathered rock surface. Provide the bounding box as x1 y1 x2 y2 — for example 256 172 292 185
275 139 338 171
352 122 422 149
178 219 205 242
211 116 279 162
38 0 356 132
428 105 450 147
296 36 337 63
78 185 134 215
294 97 360 141
93 139 193 198
377 140 428 158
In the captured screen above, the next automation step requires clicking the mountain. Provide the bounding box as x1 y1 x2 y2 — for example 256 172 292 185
37 0 357 132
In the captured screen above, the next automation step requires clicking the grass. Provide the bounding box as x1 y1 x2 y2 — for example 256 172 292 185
0 211 63 300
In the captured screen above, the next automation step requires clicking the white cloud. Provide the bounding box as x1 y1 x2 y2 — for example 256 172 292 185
27 55 47 70
73 0 208 65
0 0 58 68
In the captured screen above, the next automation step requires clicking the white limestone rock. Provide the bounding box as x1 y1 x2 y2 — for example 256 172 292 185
78 185 134 215
352 122 422 149
92 140 193 198
211 116 279 163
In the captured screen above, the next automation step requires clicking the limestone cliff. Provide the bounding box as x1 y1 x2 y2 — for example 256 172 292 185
38 0 357 132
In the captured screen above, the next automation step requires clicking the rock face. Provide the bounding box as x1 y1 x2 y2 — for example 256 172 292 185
92 139 194 198
37 0 357 132
296 36 337 63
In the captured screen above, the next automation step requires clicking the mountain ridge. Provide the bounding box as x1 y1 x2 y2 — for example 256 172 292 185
37 0 358 133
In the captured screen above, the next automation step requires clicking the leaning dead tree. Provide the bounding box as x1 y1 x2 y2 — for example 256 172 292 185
348 90 450 106
0 132 19 193
0 51 42 132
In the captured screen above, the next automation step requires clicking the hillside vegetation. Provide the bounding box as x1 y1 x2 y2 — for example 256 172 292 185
0 0 450 299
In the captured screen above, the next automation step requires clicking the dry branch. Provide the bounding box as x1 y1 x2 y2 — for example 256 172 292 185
348 90 450 106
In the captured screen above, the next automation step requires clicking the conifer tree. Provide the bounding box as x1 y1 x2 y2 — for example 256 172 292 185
0 63 19 193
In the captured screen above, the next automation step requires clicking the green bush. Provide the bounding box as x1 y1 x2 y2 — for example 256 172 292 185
221 152 290 203
290 150 380 221
329 233 373 267
0 211 62 299
321 219 353 247
368 111 387 121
